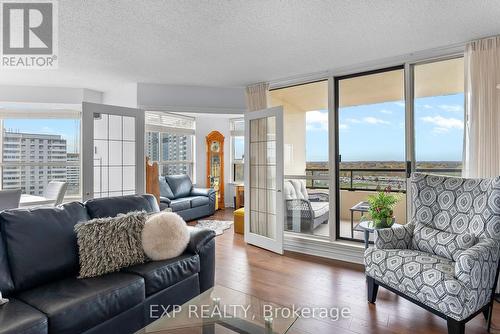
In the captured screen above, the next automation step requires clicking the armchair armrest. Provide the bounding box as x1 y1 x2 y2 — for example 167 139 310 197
159 196 171 205
455 239 500 291
374 223 414 249
286 199 313 219
308 191 329 202
191 187 215 197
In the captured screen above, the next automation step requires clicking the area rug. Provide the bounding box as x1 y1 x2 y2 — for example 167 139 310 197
195 220 234 236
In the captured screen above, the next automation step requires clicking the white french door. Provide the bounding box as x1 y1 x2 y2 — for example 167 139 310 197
82 102 145 201
244 106 284 254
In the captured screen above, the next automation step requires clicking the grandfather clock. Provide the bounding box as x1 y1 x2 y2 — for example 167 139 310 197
206 131 224 209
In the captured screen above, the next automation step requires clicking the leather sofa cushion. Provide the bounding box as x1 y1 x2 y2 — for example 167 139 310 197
170 198 191 212
189 196 209 208
159 202 170 211
85 194 159 219
0 202 88 292
123 254 200 296
165 175 193 199
17 272 145 334
0 229 14 296
0 298 48 334
159 177 175 199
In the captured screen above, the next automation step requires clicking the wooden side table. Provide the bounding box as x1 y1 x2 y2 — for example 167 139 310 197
235 184 244 209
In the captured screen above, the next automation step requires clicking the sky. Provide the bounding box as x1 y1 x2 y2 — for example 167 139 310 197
3 119 80 153
305 93 464 162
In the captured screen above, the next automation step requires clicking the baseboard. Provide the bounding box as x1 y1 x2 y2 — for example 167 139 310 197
284 233 365 264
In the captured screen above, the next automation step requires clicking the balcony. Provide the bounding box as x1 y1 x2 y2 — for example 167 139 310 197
288 167 461 241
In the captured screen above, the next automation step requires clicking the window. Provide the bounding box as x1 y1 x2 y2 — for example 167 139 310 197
336 67 406 242
230 118 244 183
413 57 464 176
0 108 81 199
145 112 195 180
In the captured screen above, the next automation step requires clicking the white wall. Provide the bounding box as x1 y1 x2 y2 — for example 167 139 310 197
137 83 246 114
102 83 138 108
0 85 102 104
194 115 236 208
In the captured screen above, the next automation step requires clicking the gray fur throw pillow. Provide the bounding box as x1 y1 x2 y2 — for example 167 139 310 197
75 211 148 278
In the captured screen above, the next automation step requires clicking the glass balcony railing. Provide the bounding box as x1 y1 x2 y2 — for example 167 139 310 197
305 167 461 193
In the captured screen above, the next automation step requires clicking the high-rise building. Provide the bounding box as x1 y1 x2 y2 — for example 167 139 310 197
2 131 68 196
161 134 189 175
66 152 80 196
145 132 159 161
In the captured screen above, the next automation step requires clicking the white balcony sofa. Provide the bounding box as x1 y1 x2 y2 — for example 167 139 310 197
284 179 329 233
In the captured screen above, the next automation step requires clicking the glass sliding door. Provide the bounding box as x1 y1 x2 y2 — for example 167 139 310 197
335 67 407 242
413 57 464 176
269 80 330 237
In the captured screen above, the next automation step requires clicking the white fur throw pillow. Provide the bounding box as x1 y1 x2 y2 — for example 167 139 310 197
142 212 190 260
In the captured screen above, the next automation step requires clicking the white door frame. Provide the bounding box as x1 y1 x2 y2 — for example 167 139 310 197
81 102 145 201
244 106 284 254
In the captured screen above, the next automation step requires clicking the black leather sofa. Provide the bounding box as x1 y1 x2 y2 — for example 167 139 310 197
158 175 216 221
0 194 216 334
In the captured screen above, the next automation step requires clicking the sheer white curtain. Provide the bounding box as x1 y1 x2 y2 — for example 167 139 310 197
245 82 269 111
463 36 500 178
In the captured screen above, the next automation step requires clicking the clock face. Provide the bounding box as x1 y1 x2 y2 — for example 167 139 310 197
210 141 220 153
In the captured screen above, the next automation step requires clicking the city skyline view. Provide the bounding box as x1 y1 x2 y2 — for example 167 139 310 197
3 119 80 154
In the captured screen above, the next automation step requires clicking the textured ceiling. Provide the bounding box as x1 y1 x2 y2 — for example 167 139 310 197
1 0 500 92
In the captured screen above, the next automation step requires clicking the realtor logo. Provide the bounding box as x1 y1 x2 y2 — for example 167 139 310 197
1 0 58 68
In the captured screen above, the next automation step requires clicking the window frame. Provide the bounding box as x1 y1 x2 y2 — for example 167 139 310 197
145 111 196 182
230 118 244 183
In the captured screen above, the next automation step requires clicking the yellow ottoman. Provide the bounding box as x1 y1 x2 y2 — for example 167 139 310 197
233 207 245 234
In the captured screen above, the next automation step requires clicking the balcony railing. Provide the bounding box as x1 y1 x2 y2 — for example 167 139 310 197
305 167 461 193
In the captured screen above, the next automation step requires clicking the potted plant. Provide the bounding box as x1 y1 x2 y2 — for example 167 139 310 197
363 187 400 228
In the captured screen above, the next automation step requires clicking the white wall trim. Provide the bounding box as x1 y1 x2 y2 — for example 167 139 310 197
284 233 365 264
139 105 246 114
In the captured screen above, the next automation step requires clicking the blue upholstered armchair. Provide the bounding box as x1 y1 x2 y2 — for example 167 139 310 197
365 173 500 334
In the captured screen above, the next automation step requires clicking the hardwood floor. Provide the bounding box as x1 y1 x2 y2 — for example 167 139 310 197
193 209 500 334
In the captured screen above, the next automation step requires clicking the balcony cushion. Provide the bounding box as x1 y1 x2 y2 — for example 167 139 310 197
0 202 88 292
412 223 477 261
0 298 48 334
284 181 297 200
189 196 209 208
17 272 145 334
310 201 329 218
170 198 191 212
289 180 308 200
365 248 470 320
123 254 200 296
165 175 193 199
